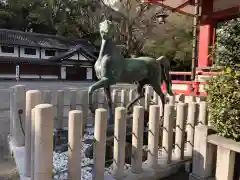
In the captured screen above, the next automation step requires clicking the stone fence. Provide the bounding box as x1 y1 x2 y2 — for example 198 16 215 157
190 125 240 180
9 84 208 180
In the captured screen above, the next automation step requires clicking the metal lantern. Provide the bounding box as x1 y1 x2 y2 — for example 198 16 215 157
156 12 168 24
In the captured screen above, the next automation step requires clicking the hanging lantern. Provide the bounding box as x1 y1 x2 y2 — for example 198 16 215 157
156 12 168 24
155 0 168 24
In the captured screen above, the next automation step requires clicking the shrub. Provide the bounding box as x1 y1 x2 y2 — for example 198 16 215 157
215 19 240 68
205 68 240 141
205 18 240 141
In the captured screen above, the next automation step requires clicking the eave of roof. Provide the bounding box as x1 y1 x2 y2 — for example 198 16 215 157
47 45 97 63
0 28 98 53
0 56 93 66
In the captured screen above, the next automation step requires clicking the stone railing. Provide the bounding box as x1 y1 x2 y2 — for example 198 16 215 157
9 84 208 180
190 125 240 180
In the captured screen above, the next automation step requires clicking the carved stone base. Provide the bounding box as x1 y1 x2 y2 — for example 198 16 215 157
189 173 215 180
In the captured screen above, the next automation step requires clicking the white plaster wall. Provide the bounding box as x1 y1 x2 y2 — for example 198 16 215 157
61 66 66 80
79 54 87 61
41 48 59 59
0 45 18 57
213 0 240 12
86 67 92 80
69 53 78 60
19 47 40 59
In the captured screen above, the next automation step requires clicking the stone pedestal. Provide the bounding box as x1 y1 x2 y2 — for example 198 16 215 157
112 107 127 179
68 110 83 180
25 90 41 177
56 90 64 130
147 105 160 169
34 104 54 180
93 109 107 180
131 106 144 174
215 146 235 180
190 125 215 180
10 85 26 147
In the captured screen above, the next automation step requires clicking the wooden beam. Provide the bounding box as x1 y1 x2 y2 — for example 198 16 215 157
211 6 240 22
143 0 194 16
172 0 192 12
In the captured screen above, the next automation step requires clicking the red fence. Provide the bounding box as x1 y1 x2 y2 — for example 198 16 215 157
161 71 221 96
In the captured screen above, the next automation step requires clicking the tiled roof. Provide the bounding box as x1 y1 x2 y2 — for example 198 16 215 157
0 29 97 51
0 55 93 66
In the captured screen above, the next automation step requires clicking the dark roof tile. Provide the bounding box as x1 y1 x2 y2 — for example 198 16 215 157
0 29 97 51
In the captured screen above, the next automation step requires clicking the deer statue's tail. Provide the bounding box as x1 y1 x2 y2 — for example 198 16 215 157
156 56 173 95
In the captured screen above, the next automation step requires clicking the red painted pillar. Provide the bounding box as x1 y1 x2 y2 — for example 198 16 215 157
197 0 216 68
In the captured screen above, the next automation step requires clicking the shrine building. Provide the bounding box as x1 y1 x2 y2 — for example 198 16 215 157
0 29 97 81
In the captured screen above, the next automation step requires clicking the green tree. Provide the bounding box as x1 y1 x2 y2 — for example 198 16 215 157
205 18 240 141
0 0 101 39
143 14 193 71
0 0 38 31
101 0 166 57
215 18 240 70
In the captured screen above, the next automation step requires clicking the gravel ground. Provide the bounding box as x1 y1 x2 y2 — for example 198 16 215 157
0 153 20 180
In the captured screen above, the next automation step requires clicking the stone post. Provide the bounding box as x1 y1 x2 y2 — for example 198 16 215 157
186 95 196 103
25 90 41 177
56 90 64 130
175 103 187 160
177 94 185 103
129 89 136 103
168 96 175 105
186 102 199 157
157 95 164 147
78 90 88 132
112 89 118 109
92 90 98 110
69 90 77 110
147 105 160 168
68 110 83 180
162 104 174 164
34 104 53 180
144 86 152 111
113 107 127 179
42 90 52 104
215 146 235 180
131 106 144 174
10 85 26 147
157 96 164 117
189 125 215 180
98 89 105 108
31 109 35 179
198 101 208 125
152 92 158 104
93 109 107 180
120 89 126 107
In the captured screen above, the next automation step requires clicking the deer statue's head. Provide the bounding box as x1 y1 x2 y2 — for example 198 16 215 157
99 19 114 40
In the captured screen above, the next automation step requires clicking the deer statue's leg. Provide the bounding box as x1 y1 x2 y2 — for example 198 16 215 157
88 77 110 114
104 86 114 125
126 81 145 113
163 67 174 96
151 82 166 118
